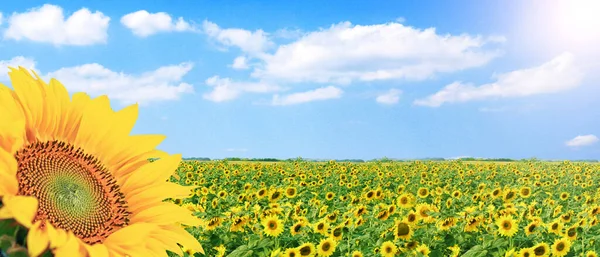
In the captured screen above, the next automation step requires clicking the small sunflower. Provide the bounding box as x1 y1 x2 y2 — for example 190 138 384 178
316 237 337 257
0 67 203 256
496 215 518 237
550 238 571 257
284 248 300 257
380 241 397 257
393 220 413 240
585 250 598 257
262 215 284 237
415 244 431 256
531 242 549 257
350 250 364 257
296 242 316 257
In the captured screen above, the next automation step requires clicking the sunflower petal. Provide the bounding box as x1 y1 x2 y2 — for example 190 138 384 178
46 222 69 249
0 85 26 153
126 183 194 213
27 220 50 257
161 224 205 254
52 232 83 257
0 149 18 196
121 154 182 192
131 203 202 226
82 242 109 257
1 195 38 228
63 92 91 142
8 67 45 143
104 223 157 248
47 78 70 141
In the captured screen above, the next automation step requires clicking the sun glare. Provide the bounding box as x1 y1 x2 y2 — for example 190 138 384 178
531 0 600 52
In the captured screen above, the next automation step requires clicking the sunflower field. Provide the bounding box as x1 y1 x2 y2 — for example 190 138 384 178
166 159 600 257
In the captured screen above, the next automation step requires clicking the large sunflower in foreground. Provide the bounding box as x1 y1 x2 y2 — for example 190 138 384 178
0 67 204 256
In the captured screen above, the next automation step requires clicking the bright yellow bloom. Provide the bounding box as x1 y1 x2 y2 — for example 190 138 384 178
0 67 203 256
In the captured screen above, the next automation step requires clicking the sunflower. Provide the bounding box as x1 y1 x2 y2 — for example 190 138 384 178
316 237 337 257
393 220 413 240
517 248 534 257
283 248 300 257
524 221 540 236
530 242 549 257
330 226 343 241
350 250 364 257
448 245 460 257
313 220 330 235
417 187 429 198
262 215 284 237
564 225 577 240
585 250 598 257
550 238 571 257
496 215 518 237
380 241 397 257
325 192 335 201
415 244 431 256
296 242 316 257
285 187 297 198
519 187 532 198
0 68 203 256
290 222 304 236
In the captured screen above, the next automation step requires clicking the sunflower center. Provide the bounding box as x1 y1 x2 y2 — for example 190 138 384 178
15 140 130 244
396 223 410 236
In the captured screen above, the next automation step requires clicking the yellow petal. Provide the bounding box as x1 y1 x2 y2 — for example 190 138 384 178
46 222 69 249
47 78 70 141
161 224 204 254
109 135 167 178
112 104 138 136
130 203 202 226
52 232 83 257
73 95 115 154
8 67 45 143
2 195 38 228
146 236 181 257
0 148 18 196
126 183 194 214
121 154 182 192
27 220 50 257
63 92 91 142
82 242 109 257
0 85 26 153
104 223 156 248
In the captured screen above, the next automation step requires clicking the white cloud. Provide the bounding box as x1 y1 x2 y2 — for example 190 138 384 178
0 12 3 26
120 10 195 37
414 52 584 107
0 56 37 80
566 134 598 147
231 56 249 70
395 17 406 23
202 20 273 54
274 28 304 39
251 21 503 84
4 4 110 46
203 76 281 102
376 89 402 105
271 86 342 106
45 62 195 105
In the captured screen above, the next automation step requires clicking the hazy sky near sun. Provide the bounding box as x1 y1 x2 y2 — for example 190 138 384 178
0 0 599 160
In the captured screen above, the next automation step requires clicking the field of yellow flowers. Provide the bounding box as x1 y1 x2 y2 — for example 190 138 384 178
168 160 600 257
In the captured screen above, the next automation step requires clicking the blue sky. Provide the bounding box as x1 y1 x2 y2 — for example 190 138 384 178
1 0 599 160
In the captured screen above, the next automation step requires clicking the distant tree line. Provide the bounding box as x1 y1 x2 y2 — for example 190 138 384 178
151 157 598 163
